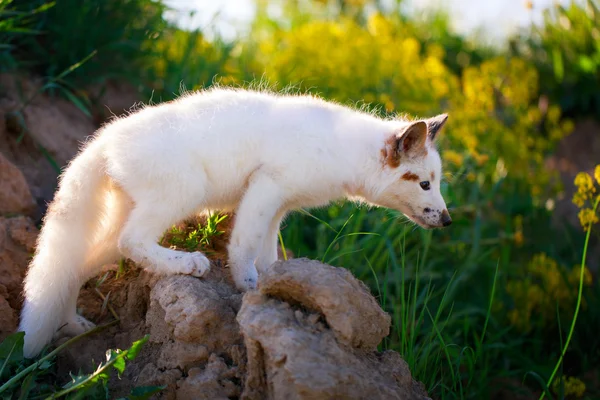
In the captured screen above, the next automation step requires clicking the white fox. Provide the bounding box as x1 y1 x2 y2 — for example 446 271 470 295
19 88 452 357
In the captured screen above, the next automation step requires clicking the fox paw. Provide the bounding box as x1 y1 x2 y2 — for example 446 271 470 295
232 264 258 292
58 315 96 337
176 252 210 277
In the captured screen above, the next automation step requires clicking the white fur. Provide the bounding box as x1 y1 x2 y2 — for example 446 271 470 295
18 88 450 357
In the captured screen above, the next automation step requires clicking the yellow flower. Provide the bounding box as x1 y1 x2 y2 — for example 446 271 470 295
572 192 585 208
552 376 586 398
443 150 464 166
568 265 592 287
578 208 599 230
513 215 524 246
572 170 598 216
514 231 524 246
574 172 595 193
473 152 489 166
505 253 593 333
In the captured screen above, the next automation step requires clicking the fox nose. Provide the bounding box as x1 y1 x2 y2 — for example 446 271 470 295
441 209 452 227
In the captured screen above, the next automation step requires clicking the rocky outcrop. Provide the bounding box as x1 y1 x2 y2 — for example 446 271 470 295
0 152 36 215
0 73 141 219
240 284 427 399
0 73 97 219
0 216 38 341
258 260 391 350
54 258 429 400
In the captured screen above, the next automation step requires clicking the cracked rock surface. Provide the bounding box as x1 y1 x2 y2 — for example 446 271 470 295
49 258 429 399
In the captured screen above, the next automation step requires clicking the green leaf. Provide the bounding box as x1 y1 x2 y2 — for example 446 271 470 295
0 331 24 378
125 335 149 361
578 55 597 73
53 49 98 82
552 48 564 82
59 87 91 117
39 360 53 370
67 379 109 400
111 352 126 376
127 385 166 400
17 371 36 400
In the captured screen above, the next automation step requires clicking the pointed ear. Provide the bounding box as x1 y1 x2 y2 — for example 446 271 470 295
397 120 428 156
425 113 448 141
383 121 428 168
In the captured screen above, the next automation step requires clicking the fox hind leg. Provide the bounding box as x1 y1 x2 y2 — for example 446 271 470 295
58 184 133 337
117 187 210 277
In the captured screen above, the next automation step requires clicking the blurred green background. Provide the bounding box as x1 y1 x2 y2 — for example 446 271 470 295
1 0 600 398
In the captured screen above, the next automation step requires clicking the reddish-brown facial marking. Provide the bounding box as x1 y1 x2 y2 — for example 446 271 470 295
382 136 401 168
431 172 435 181
402 172 419 181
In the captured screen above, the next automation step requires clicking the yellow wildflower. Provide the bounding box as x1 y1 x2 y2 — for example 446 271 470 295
574 172 595 195
572 192 585 208
571 168 599 229
568 265 592 287
443 150 464 166
505 253 593 332
513 231 524 246
473 152 489 166
551 376 586 398
513 215 524 246
578 208 599 230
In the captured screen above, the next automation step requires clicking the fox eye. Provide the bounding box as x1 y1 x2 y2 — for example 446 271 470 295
420 181 430 191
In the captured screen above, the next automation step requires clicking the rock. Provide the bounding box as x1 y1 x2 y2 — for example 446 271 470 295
0 152 35 215
0 73 96 167
49 257 425 400
6 214 38 253
138 363 182 400
259 258 391 349
0 216 38 340
0 73 97 219
158 341 210 371
147 275 243 350
176 354 241 400
238 292 429 400
0 294 17 339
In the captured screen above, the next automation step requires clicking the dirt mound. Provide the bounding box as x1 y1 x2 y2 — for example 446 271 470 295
0 216 38 341
0 73 141 220
51 259 429 400
0 152 36 216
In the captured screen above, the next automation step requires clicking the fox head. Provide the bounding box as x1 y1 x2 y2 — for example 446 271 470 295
370 114 451 229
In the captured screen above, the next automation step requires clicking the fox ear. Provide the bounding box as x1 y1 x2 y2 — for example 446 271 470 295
383 121 428 167
425 113 448 141
396 120 428 156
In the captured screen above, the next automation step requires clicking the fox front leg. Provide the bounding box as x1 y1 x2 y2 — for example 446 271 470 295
228 174 284 291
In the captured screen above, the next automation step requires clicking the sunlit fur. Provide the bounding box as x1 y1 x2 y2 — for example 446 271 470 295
19 88 450 357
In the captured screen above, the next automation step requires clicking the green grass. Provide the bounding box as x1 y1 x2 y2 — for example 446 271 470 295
165 212 228 252
541 195 600 400
0 324 163 399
